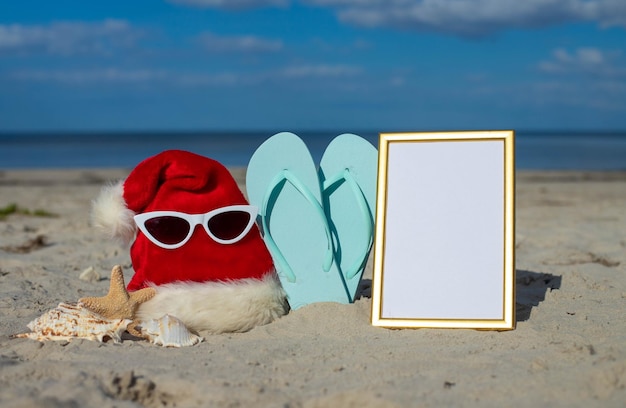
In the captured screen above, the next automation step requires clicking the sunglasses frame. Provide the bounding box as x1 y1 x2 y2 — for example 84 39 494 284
133 205 258 249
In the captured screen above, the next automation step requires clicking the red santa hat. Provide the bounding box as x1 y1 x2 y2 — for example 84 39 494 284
92 149 287 333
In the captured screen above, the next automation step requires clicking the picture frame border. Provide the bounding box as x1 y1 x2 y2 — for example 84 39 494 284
371 130 516 330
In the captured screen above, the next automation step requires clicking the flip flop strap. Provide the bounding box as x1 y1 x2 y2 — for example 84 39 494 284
261 169 334 283
323 168 374 280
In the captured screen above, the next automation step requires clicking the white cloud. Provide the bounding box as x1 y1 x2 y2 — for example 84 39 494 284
0 19 141 56
8 68 244 87
176 72 242 86
538 47 626 77
7 63 362 86
167 0 287 9
162 1 626 38
279 64 362 78
528 79 626 111
197 32 283 53
134 1 626 39
10 68 169 84
303 0 626 37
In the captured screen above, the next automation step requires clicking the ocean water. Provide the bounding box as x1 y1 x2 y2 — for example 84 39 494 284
0 130 624 170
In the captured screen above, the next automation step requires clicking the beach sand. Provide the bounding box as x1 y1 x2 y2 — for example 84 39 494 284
0 168 625 407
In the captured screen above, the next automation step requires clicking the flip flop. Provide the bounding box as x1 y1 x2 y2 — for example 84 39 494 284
319 134 378 302
246 132 350 309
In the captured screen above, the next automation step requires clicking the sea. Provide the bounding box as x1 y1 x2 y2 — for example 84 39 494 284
0 130 624 171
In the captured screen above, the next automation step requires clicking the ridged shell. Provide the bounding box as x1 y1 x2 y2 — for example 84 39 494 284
139 314 203 347
16 302 131 343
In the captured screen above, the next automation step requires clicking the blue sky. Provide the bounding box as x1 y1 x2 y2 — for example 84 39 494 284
0 0 625 132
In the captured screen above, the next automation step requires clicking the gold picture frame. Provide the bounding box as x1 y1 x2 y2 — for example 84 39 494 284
371 131 515 330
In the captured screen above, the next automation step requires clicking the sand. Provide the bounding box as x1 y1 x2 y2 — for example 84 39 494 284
0 168 625 407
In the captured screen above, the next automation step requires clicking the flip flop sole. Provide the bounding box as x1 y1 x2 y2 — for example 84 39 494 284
319 133 378 301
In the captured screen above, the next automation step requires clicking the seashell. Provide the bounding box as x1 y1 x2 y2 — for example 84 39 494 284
79 266 101 283
139 314 203 347
15 302 131 343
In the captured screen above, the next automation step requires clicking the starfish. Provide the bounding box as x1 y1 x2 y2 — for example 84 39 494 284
79 265 156 337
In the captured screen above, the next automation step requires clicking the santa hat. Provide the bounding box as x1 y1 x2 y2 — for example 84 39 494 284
92 149 287 333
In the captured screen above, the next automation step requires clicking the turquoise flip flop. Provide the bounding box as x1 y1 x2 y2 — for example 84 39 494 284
246 132 351 309
319 133 378 302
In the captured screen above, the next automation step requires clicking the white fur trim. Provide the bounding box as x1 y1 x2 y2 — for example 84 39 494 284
91 180 136 245
136 273 288 334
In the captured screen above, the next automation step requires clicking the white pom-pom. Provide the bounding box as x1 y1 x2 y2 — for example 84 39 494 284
91 181 136 245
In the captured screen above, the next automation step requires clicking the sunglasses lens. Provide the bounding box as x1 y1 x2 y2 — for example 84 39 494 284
208 211 251 241
144 216 191 245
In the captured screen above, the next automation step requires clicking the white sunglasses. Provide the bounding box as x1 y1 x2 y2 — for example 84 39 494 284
133 205 258 249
